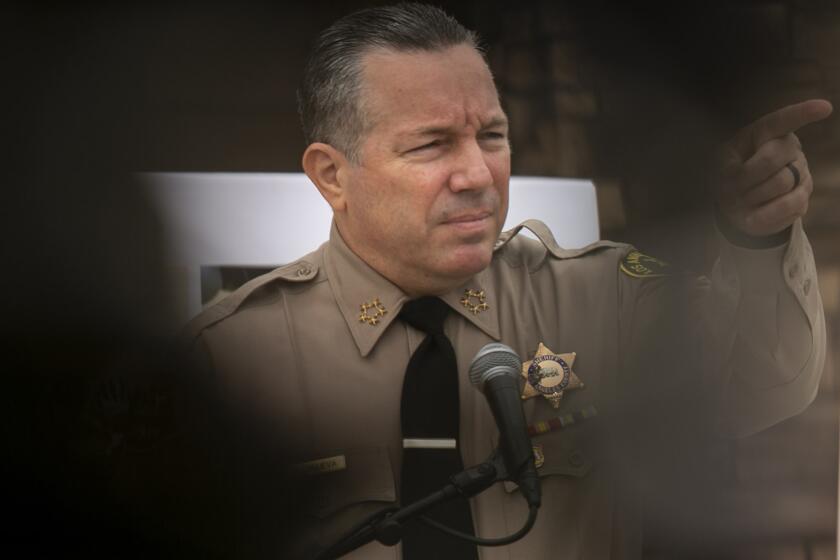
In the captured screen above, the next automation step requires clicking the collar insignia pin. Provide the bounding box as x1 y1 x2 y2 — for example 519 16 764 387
460 289 489 315
521 342 584 408
359 298 387 326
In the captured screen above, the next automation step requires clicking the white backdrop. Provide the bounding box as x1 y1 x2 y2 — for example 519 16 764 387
140 173 599 322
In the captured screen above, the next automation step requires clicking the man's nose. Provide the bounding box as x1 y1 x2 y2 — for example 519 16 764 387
448 141 493 192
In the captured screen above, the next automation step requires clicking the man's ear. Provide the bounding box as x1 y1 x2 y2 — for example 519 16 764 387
302 142 351 212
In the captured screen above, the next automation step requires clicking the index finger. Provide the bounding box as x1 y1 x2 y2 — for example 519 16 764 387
736 99 833 158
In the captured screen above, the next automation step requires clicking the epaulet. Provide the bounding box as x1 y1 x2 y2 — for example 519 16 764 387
179 257 319 345
495 219 673 278
494 219 627 259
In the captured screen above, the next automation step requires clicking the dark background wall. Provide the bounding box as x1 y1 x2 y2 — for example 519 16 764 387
37 1 837 264
7 1 839 558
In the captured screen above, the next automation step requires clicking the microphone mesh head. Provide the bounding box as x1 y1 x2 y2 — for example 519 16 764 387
469 343 522 388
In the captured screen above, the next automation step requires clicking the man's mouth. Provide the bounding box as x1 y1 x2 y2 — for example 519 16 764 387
443 210 492 224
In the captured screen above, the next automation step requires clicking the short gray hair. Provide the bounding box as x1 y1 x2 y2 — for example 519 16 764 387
298 3 481 162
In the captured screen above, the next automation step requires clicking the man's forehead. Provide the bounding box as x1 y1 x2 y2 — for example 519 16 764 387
359 44 503 130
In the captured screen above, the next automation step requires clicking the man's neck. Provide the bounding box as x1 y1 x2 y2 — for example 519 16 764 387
333 223 472 297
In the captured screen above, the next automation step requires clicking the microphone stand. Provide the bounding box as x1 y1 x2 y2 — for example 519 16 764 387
316 451 510 560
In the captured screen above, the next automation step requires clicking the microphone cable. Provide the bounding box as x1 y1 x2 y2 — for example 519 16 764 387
419 502 538 546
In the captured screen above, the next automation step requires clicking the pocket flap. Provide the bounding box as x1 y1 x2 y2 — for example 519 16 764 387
297 446 396 518
503 438 594 493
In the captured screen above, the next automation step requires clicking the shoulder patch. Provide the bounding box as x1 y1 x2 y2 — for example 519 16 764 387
620 250 670 278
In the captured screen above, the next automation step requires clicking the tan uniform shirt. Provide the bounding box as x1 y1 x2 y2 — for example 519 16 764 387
184 219 824 559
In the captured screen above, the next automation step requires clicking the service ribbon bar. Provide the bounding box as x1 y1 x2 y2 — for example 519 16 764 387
527 404 598 437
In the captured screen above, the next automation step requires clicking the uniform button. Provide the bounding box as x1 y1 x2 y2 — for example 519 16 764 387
803 278 811 295
789 264 799 279
568 450 584 468
296 264 312 277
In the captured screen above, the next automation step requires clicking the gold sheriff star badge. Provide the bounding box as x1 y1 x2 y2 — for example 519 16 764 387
521 343 583 408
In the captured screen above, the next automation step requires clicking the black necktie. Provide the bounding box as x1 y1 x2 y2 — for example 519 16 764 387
399 297 478 559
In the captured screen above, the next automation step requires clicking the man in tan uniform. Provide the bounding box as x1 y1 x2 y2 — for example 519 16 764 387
183 4 830 558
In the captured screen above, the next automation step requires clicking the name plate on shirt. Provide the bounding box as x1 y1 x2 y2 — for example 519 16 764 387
291 454 347 476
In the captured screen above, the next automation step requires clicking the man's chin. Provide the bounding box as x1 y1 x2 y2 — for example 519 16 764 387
441 245 494 280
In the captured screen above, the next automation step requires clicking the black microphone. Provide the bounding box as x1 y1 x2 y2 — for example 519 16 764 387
469 343 541 507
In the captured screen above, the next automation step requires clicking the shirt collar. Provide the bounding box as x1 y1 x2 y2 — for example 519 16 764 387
323 222 501 357
439 268 500 343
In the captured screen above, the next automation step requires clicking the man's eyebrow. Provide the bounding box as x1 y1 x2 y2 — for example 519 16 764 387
402 125 452 137
401 116 509 137
482 116 509 129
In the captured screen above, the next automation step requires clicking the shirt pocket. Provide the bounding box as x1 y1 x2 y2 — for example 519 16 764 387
288 446 399 559
500 430 595 494
303 445 397 519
